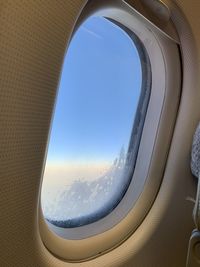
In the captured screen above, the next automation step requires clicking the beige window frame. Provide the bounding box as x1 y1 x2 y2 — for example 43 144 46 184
39 0 181 262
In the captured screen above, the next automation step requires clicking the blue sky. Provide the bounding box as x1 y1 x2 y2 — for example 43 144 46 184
46 16 142 164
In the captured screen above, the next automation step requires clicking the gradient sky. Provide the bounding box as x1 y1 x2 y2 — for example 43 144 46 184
46 16 142 165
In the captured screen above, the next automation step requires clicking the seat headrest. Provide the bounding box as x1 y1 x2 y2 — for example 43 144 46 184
191 123 200 178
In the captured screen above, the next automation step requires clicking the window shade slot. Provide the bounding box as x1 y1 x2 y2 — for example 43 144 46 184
123 0 179 44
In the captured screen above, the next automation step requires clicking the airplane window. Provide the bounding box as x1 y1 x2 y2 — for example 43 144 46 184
41 16 150 228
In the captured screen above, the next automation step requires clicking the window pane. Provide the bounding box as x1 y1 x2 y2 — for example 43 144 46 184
41 16 147 228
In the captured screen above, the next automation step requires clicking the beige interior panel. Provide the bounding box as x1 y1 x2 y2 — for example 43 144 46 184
0 1 200 267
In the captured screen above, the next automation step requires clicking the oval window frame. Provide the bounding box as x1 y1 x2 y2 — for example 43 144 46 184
39 0 181 262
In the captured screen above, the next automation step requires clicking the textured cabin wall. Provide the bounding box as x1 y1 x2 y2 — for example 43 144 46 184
0 1 200 267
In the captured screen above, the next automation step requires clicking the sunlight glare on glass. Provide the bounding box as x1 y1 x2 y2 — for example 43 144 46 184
41 16 142 227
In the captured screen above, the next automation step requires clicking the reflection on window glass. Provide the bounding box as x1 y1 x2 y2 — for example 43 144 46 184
41 16 147 228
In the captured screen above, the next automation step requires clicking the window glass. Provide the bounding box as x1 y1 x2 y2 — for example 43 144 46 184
41 16 146 228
